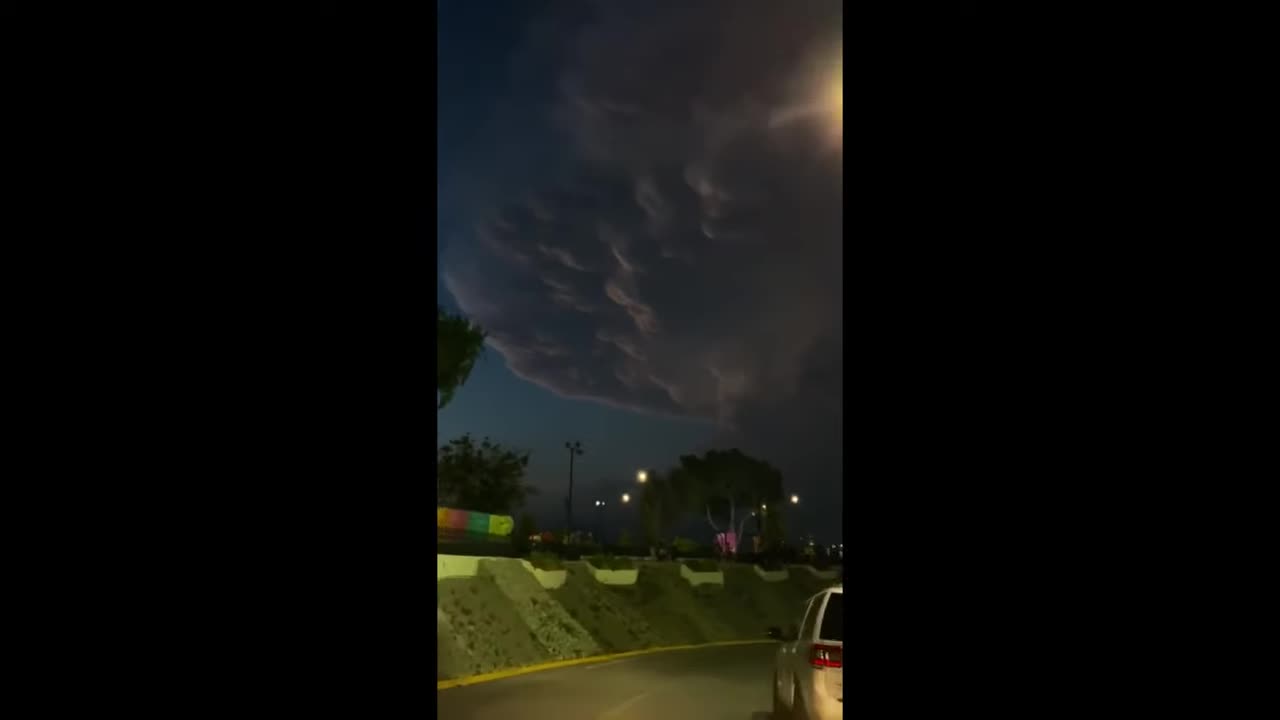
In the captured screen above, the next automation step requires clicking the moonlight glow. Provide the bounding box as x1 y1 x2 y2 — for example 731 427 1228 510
830 66 842 115
826 59 842 145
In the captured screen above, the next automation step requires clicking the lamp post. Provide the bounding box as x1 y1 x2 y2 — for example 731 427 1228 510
565 441 584 536
755 495 799 552
593 499 607 543
620 493 635 546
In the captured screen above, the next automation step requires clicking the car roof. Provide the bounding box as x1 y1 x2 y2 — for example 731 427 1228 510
808 585 842 603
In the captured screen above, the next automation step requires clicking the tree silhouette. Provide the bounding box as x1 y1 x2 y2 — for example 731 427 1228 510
639 471 686 545
667 449 784 553
437 306 486 409
437 434 537 515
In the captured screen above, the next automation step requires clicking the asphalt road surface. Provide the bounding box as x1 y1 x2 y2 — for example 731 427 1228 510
437 642 780 720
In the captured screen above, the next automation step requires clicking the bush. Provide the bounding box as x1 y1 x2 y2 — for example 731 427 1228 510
529 551 563 571
683 559 719 572
436 539 520 558
516 513 537 540
601 543 646 558
672 537 699 554
536 542 589 561
586 554 635 571
758 556 785 571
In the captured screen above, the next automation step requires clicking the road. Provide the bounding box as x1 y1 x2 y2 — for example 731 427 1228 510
437 642 780 720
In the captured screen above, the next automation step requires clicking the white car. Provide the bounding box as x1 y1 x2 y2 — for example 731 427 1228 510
769 585 843 719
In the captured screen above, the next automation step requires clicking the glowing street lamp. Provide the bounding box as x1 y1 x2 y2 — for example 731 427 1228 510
790 494 800 504
637 470 648 483
621 493 631 504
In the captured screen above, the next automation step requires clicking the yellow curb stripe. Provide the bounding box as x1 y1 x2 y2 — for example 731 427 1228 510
437 639 776 690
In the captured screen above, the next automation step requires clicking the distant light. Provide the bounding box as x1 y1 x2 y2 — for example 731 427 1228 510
637 470 648 483
622 493 631 503
790 494 800 504
761 503 767 510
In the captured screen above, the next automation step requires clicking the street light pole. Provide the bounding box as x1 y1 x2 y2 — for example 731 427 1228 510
620 492 633 546
565 441 584 536
592 499 608 544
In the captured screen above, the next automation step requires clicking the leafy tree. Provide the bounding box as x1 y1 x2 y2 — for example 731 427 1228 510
437 434 536 515
437 307 486 409
639 471 687 545
762 502 787 551
668 449 784 555
517 512 538 539
514 512 538 553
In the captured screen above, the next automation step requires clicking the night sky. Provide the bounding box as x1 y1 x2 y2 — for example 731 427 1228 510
438 1 843 544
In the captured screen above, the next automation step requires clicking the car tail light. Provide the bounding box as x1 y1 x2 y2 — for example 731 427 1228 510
809 643 842 669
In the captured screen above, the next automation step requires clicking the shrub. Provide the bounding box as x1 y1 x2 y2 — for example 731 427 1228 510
684 559 719 572
672 536 699 554
758 556 785 571
586 554 635 571
517 513 537 540
529 551 563 571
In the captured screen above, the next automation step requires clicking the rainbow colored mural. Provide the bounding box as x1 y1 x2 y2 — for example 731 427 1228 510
436 506 514 540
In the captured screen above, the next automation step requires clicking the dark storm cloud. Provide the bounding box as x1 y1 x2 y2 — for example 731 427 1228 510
443 0 843 485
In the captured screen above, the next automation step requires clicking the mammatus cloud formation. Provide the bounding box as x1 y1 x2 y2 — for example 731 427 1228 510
443 1 843 493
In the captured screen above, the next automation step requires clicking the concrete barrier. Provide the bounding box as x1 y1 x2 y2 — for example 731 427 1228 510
680 562 725 586
791 564 839 580
753 565 789 582
437 554 482 579
519 559 567 589
584 561 639 585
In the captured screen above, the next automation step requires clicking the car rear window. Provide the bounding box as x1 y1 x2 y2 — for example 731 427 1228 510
820 594 843 641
